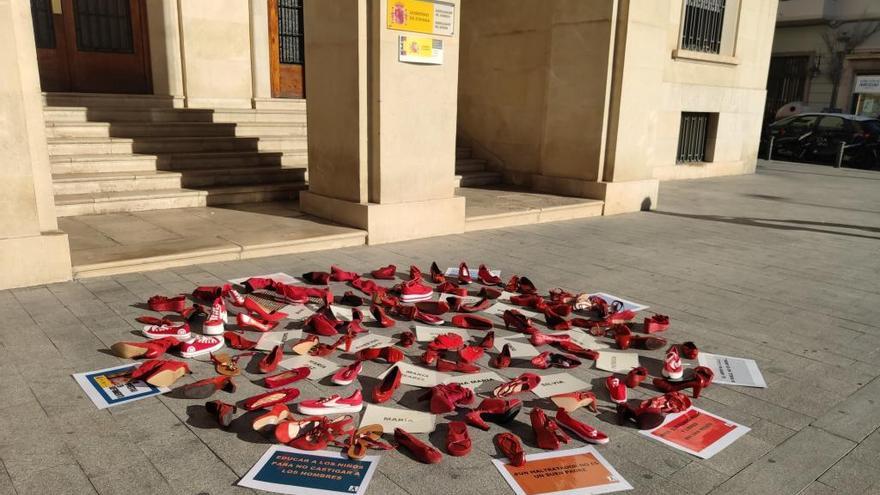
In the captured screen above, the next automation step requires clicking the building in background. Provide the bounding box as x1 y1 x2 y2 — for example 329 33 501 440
0 0 778 290
767 0 880 122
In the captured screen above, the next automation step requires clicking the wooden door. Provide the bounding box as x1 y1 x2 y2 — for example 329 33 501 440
30 0 151 94
268 0 305 98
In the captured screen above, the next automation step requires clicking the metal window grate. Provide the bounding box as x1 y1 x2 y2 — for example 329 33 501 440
278 0 304 65
30 0 56 49
677 112 710 164
681 0 726 54
73 0 134 53
764 56 809 124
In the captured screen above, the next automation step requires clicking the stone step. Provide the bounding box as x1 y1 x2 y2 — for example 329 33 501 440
42 92 183 109
253 98 307 111
43 106 307 124
464 198 605 233
204 182 307 206
159 150 307 170
55 188 206 217
52 170 182 196
47 136 307 156
455 157 488 173
455 171 502 188
50 153 158 174
179 167 307 188
257 136 309 152
45 121 307 139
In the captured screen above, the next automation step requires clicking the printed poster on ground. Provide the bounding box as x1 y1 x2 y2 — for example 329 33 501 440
639 407 750 459
72 363 168 410
238 446 379 495
697 352 767 388
493 446 632 495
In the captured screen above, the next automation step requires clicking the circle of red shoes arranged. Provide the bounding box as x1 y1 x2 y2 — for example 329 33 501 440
107 260 712 470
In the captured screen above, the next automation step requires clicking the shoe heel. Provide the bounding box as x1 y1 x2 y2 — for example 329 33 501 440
692 383 703 398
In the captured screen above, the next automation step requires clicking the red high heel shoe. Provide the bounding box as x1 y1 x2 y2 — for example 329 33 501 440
490 343 512 369
459 298 491 313
509 294 546 310
477 264 502 285
653 366 714 398
408 264 423 281
436 280 467 296
643 314 670 333
253 403 290 431
148 295 187 313
395 428 442 464
531 352 581 369
206 400 237 428
110 336 180 359
543 306 571 330
612 324 666 350
466 398 522 430
223 331 257 350
397 305 444 325
517 276 537 295
625 366 649 388
372 366 401 403
304 312 342 336
371 264 397 280
176 375 236 399
302 271 331 285
551 391 597 413
529 330 571 346
479 331 495 349
258 345 284 373
446 421 472 456
430 262 445 283
493 373 541 397
617 403 665 430
556 341 599 360
478 286 502 299
419 383 475 413
340 291 365 306
370 304 395 327
330 265 359 282
530 407 570 450
130 359 191 387
243 298 287 322
495 433 525 466
458 262 472 284
502 309 537 333
236 313 278 332
451 314 493 330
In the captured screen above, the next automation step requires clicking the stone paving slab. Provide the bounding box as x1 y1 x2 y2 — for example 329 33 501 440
1 161 879 494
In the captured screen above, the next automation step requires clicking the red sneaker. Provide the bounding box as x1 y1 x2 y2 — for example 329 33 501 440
493 373 541 397
330 265 359 282
203 297 227 335
331 360 363 385
178 336 224 358
372 366 401 403
258 345 284 374
142 322 191 340
555 409 609 445
451 314 493 330
264 367 310 388
370 304 395 327
395 428 442 464
371 264 397 280
446 421 472 456
606 376 627 404
399 279 433 303
111 336 179 359
206 400 237 428
236 313 277 332
625 367 649 388
477 264 502 285
242 388 301 410
495 433 525 466
356 346 403 363
465 398 522 430
298 390 364 415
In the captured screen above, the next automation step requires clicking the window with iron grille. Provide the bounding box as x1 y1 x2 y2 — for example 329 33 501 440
677 113 711 164
73 0 134 53
681 0 726 54
30 0 56 49
278 0 304 65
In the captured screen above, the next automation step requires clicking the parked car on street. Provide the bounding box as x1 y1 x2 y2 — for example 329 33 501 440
760 113 880 169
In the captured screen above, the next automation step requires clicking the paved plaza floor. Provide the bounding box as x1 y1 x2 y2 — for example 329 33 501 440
1 160 878 495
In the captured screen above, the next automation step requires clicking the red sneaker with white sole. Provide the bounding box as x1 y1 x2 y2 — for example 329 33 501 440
399 279 433 303
331 360 363 386
142 322 191 340
555 409 609 445
203 297 227 336
178 336 224 358
605 376 627 404
298 390 364 415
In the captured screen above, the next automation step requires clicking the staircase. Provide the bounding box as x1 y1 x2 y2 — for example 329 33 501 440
455 145 502 187
43 93 309 217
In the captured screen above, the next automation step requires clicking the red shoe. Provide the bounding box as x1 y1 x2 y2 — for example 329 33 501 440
459 297 492 313
458 345 484 363
274 416 324 444
495 433 525 467
370 304 395 327
110 336 179 359
415 300 450 315
340 291 365 307
201 297 227 336
192 285 224 302
477 264 502 285
178 336 224 358
551 391 598 413
420 383 475 413
436 281 467 296
130 360 190 387
330 265 359 282
428 333 464 351
458 262 472 284
224 331 257 350
304 312 341 336
398 331 416 348
493 373 541 397
397 304 443 325
466 398 522 430
291 335 319 355
236 313 277 332
142 322 191 341
451 314 493 330
421 349 439 365
436 359 480 373
205 400 237 428
409 265 423 281
253 403 290 431
653 366 714 398
177 375 236 399
446 421 472 456
430 262 445 283
643 314 670 333
555 409 609 445
478 286 502 299
479 331 495 349
530 407 570 450
298 390 364 415
516 276 537 295
372 366 402 403
543 306 571 330
531 352 581 369
661 345 684 380
617 403 665 430
356 346 403 363
640 391 692 414
509 293 545 309
399 279 433 303
502 309 537 334
242 388 301 410
529 330 571 346
302 271 331 285
331 360 363 386
264 367 310 388
290 416 355 450
612 324 666 350
148 295 187 313
681 341 699 360
371 264 397 280
395 428 442 464
606 376 627 404
490 343 512 369
556 341 599 360
625 367 648 388
243 298 287 322
352 277 384 296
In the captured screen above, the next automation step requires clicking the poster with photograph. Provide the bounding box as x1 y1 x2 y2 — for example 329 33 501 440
229 272 301 286
639 407 750 459
587 293 649 313
493 447 632 495
72 363 168 410
698 353 767 388
238 446 379 495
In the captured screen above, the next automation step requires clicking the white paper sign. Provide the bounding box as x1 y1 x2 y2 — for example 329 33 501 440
530 372 591 399
485 301 541 319
378 362 448 388
229 272 301 285
330 305 376 323
278 303 318 322
278 355 340 381
698 353 767 388
348 334 397 354
494 337 540 358
414 325 471 342
588 292 649 313
442 371 505 389
568 331 610 351
255 330 303 351
595 350 641 373
444 266 500 278
359 404 437 433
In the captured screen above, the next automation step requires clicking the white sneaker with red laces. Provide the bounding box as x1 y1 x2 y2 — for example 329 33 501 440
142 322 191 341
179 336 224 358
400 278 432 303
297 390 364 415
662 345 684 381
203 297 227 335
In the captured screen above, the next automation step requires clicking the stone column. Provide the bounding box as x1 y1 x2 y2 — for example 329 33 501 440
299 0 465 244
145 0 185 105
250 0 273 105
0 0 71 289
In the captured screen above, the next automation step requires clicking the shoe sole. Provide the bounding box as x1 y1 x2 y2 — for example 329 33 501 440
253 409 290 431
331 378 356 386
142 327 191 340
297 403 363 416
662 370 684 381
180 342 224 358
401 294 433 302
203 321 225 335
146 368 187 388
110 342 148 359
558 421 610 445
